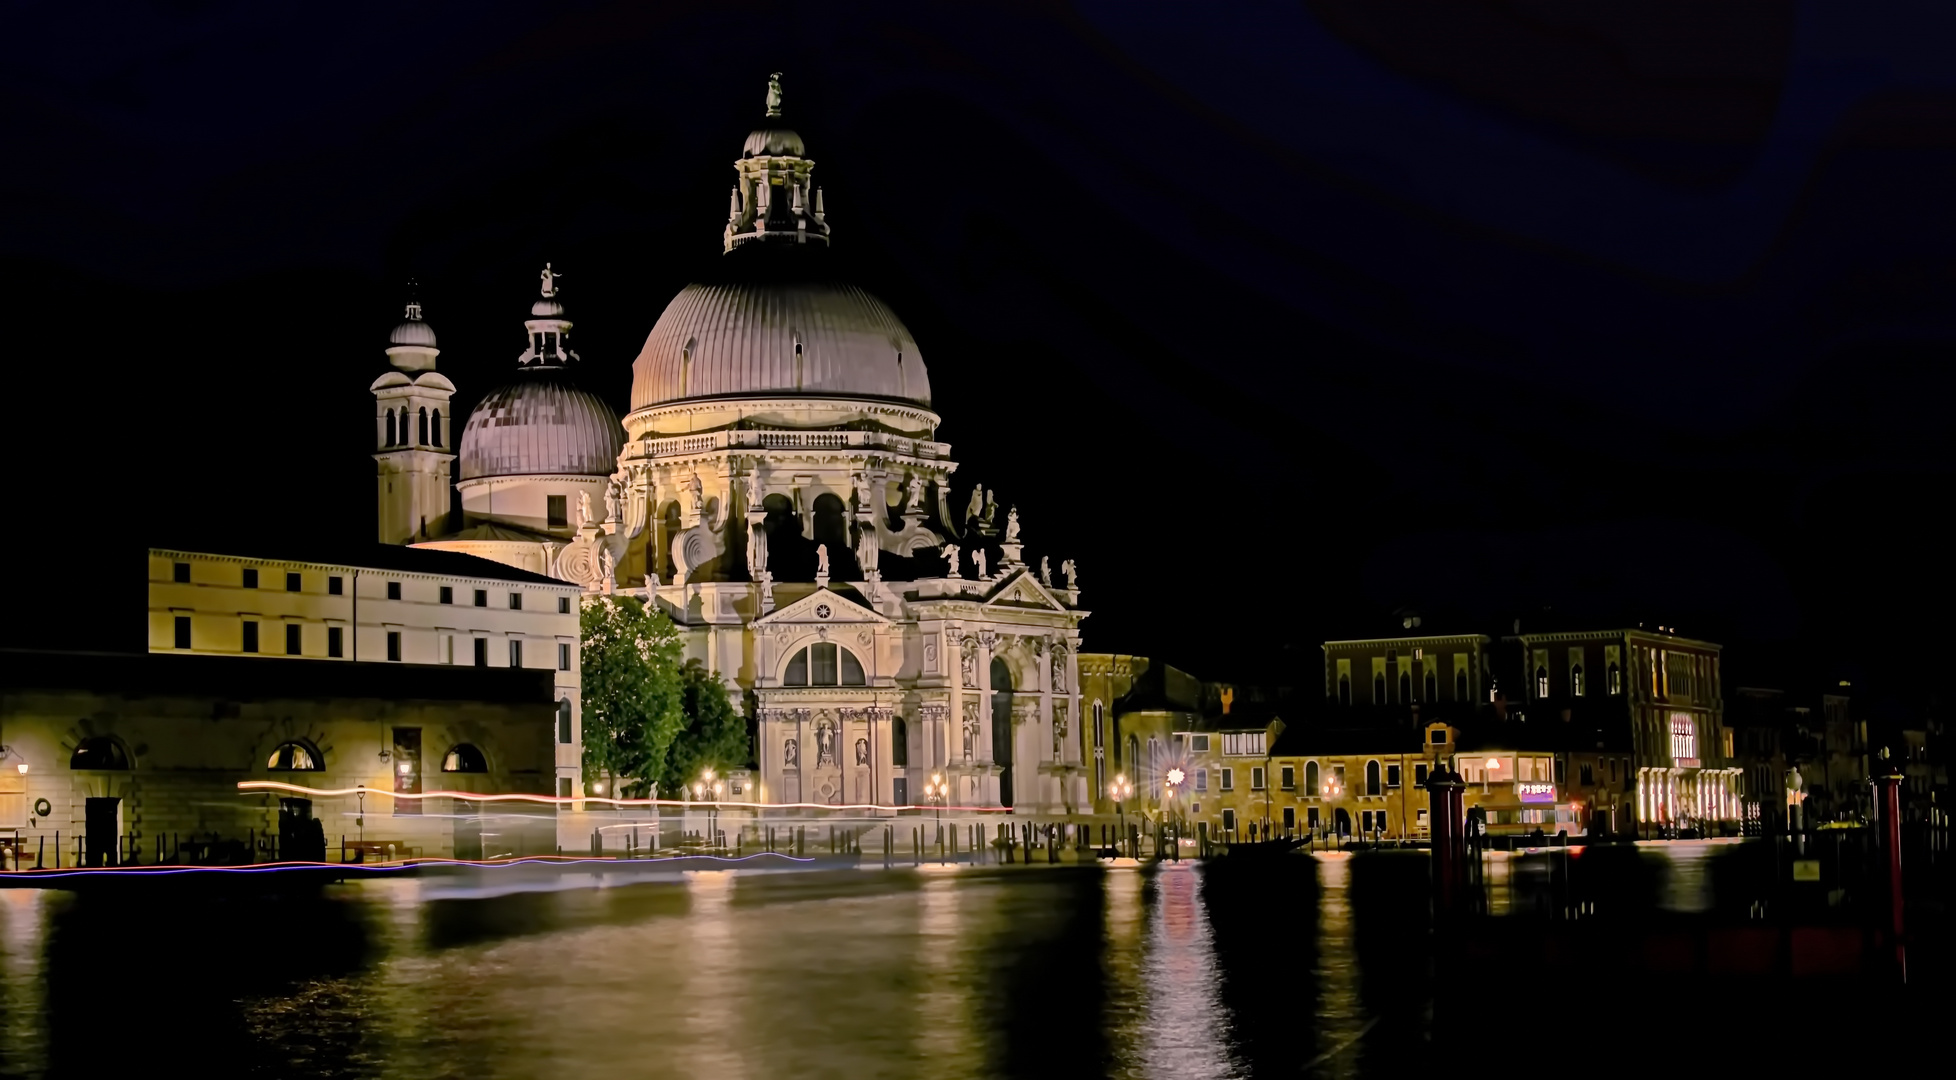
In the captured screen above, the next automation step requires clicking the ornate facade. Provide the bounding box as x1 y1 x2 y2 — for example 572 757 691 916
388 76 1089 811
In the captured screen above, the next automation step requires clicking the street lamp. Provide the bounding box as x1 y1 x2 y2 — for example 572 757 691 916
695 767 722 848
1111 773 1134 857
924 772 949 823
1164 768 1186 858
1321 771 1344 844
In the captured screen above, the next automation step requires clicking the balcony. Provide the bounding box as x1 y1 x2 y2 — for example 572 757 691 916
628 429 952 461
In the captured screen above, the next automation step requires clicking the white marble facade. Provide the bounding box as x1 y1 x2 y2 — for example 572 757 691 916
390 76 1089 812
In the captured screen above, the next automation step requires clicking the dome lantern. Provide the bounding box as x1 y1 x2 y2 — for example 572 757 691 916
726 73 828 252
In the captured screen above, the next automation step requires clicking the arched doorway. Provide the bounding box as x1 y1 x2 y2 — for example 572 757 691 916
442 743 489 859
811 493 857 579
1333 808 1352 837
991 657 1014 808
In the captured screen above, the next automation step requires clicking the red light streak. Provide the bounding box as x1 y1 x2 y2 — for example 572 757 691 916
2 851 814 880
236 780 1011 812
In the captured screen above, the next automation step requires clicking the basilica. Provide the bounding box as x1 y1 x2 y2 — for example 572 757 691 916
374 76 1090 814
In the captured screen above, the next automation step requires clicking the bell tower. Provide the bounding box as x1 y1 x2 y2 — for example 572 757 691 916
372 288 457 543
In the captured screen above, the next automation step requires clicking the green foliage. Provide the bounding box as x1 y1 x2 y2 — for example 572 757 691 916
580 595 683 797
660 659 753 797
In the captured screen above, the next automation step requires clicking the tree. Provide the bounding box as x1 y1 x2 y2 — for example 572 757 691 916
661 659 752 798
580 594 683 797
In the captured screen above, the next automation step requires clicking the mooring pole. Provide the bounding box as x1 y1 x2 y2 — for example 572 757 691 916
1873 748 1907 983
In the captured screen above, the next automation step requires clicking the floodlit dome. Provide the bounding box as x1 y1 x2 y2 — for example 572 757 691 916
389 299 437 347
458 371 623 481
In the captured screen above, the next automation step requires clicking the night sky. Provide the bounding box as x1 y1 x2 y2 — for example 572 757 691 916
8 2 1956 707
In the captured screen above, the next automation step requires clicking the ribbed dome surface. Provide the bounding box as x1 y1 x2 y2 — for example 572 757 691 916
743 125 806 158
390 317 437 347
631 251 929 411
459 372 624 481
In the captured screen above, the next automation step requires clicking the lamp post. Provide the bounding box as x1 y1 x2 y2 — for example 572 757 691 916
924 772 949 848
693 767 723 848
1111 774 1134 858
1164 767 1186 859
1321 771 1344 847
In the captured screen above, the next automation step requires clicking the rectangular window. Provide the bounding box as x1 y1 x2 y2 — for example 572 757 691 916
1579 762 1594 786
242 567 258 589
328 626 344 658
1554 757 1566 783
547 495 568 528
285 623 301 655
1282 806 1296 831
1190 734 1210 752
474 589 487 608
173 562 190 583
1611 758 1619 783
1430 728 1447 744
1220 768 1234 792
474 637 488 667
1361 810 1375 834
173 615 191 649
558 701 573 744
558 642 572 671
386 631 402 662
1671 714 1698 763
286 572 301 593
1195 769 1208 792
1387 763 1402 788
1307 806 1321 829
1221 808 1236 833
1417 808 1430 830
1222 732 1265 756
439 585 453 605
1251 766 1266 791
509 592 523 610
329 575 344 595
509 639 523 668
386 581 402 600
558 596 571 614
1280 765 1295 790
557 777 573 798
241 620 259 653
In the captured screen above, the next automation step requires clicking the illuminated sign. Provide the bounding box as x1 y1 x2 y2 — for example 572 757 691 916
1516 781 1556 804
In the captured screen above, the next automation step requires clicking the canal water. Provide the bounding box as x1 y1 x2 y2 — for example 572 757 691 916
0 846 1934 1078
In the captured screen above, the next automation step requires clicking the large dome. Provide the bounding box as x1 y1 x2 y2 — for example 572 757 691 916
458 371 624 481
630 251 930 411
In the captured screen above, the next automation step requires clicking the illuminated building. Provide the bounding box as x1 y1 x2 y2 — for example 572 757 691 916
394 77 1088 812
0 650 560 864
145 544 585 800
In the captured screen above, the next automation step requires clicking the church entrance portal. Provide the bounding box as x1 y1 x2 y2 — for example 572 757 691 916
991 657 1014 808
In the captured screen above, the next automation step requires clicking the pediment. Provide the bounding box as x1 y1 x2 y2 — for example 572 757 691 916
754 586 892 627
982 570 1067 612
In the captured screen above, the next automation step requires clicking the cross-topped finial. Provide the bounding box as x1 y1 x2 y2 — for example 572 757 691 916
404 277 422 320
539 262 560 297
766 72 783 118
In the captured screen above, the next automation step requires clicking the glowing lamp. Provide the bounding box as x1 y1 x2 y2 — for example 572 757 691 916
15 763 25 775
1166 767 1186 787
1486 758 1500 770
398 761 412 774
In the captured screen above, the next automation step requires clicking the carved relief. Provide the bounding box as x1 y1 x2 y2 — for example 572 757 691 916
961 701 979 760
854 738 869 766
1053 702 1069 763
815 717 836 766
783 738 800 770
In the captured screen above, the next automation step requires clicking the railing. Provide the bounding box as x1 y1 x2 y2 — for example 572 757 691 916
628 429 951 461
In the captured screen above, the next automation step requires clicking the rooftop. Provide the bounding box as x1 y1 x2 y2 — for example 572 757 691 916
0 649 558 704
153 539 575 588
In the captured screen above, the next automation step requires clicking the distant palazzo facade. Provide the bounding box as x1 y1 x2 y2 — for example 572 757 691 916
146 545 585 797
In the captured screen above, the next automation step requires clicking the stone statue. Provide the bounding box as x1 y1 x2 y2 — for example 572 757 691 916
942 543 961 578
962 702 979 760
577 491 593 528
1052 649 1066 692
784 738 799 769
540 262 559 297
597 544 615 593
851 472 870 512
1040 556 1051 586
687 473 704 515
979 490 997 531
1061 559 1076 589
907 473 926 511
748 520 769 577
766 72 784 117
604 477 622 523
960 639 977 688
816 543 830 578
854 738 869 767
1005 506 1020 542
965 486 985 526
816 720 835 766
973 549 988 579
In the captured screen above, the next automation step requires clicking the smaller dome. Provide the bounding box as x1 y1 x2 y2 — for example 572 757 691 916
458 371 624 481
390 318 437 347
743 125 806 158
531 297 565 318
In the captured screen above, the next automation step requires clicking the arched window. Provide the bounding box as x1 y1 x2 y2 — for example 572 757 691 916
1571 664 1586 697
781 642 867 687
266 740 322 771
1535 667 1549 698
1373 674 1386 702
557 699 573 744
441 744 488 773
431 409 442 447
1365 760 1382 796
1399 672 1412 702
1425 671 1438 701
1305 760 1320 796
384 409 396 446
892 716 908 767
69 737 130 770
1608 662 1622 695
1338 675 1351 706
1127 734 1140 776
1456 670 1468 700
417 406 429 445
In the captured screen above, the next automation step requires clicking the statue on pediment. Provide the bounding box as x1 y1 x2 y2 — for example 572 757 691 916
942 543 961 578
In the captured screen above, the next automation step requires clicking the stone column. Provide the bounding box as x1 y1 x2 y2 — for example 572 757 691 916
945 625 963 766
977 629 998 806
